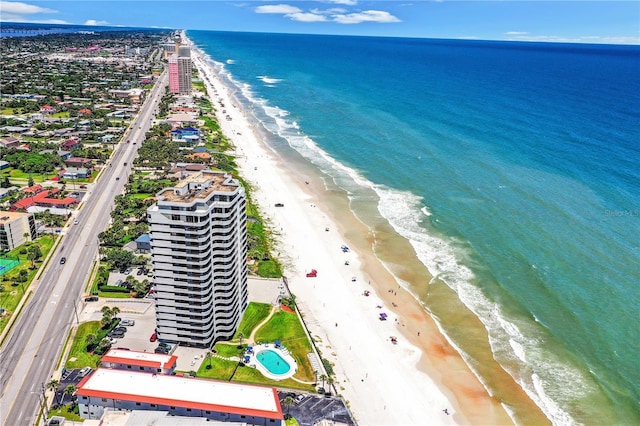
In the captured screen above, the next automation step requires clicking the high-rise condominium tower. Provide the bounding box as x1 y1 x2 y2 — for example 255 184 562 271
147 171 248 347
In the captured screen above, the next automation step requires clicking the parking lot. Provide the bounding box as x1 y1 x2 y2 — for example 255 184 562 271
278 391 355 426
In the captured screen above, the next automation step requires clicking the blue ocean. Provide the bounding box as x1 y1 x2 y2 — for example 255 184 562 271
188 31 640 424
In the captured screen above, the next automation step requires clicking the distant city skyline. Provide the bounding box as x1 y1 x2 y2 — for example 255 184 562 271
1 0 639 45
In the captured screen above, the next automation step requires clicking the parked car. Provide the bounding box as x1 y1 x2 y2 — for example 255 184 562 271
149 332 157 342
120 319 135 327
108 330 125 338
78 367 92 377
295 394 307 404
114 327 127 333
84 296 98 302
124 268 131 275
136 269 144 276
158 342 171 350
275 203 284 207
155 346 170 354
79 185 87 189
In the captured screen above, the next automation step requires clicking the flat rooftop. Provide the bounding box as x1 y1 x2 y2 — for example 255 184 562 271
102 349 177 369
157 171 238 204
78 369 282 419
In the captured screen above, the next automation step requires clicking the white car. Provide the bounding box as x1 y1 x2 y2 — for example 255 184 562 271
120 319 135 327
74 219 79 225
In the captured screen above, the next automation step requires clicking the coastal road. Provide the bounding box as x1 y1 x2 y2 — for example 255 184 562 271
0 71 167 426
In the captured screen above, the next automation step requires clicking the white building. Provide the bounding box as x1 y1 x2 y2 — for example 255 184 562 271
76 368 283 425
100 349 177 375
0 211 37 251
147 170 248 347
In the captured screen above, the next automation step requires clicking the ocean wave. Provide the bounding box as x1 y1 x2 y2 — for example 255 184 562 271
257 75 283 85
201 57 600 426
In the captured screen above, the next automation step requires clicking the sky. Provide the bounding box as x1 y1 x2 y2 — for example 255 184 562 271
1 1 639 44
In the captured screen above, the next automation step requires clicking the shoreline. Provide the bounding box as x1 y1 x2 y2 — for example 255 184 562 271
188 38 515 425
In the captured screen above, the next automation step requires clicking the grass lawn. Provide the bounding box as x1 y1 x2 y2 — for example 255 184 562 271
232 365 314 392
214 342 244 358
196 356 238 381
65 321 102 369
129 193 152 200
234 302 271 339
254 310 316 382
5 169 50 182
52 111 70 118
0 235 56 334
48 404 83 421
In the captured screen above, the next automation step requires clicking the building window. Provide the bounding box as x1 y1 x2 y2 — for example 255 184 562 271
187 408 192 412
101 398 107 402
151 404 156 407
136 402 141 406
139 366 144 370
157 368 161 372
127 365 132 369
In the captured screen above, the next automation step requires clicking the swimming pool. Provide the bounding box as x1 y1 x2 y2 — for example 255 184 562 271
256 349 291 375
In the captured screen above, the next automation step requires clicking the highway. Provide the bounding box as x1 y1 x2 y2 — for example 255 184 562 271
0 71 167 426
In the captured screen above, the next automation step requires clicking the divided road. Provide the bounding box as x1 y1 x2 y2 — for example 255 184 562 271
0 71 167 426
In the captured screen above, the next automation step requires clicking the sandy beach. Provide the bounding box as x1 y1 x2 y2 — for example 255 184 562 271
188 37 514 425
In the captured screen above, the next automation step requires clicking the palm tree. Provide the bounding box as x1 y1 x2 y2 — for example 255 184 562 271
282 396 295 419
64 384 77 406
319 374 327 389
205 351 213 370
237 332 244 349
326 376 335 395
46 379 62 406
85 333 97 350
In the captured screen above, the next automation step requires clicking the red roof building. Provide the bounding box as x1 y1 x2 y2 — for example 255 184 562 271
12 188 78 211
76 368 283 424
100 349 177 375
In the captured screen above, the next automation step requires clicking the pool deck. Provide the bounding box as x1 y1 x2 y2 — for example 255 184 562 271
246 344 298 381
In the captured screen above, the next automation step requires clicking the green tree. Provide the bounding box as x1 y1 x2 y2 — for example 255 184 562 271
283 396 295 419
46 379 62 406
64 384 77 406
319 374 327 389
27 245 42 269
27 174 34 187
85 333 97 350
205 351 213 370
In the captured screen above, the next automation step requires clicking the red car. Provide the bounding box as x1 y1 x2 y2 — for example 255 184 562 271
149 332 157 342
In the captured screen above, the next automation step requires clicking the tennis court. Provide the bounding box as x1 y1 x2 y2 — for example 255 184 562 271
0 257 20 275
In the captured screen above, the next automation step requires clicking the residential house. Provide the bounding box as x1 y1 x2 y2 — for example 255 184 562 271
65 157 93 168
60 167 91 179
171 126 200 143
0 137 21 148
40 105 56 114
12 188 78 211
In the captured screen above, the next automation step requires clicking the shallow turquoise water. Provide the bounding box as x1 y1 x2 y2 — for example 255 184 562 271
257 349 291 375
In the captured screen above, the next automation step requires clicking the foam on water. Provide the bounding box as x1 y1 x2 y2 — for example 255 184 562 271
192 39 632 424
222 67 596 422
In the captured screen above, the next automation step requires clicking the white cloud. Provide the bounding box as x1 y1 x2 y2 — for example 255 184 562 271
254 3 400 25
0 1 55 15
0 13 68 24
84 19 109 26
255 4 301 14
505 31 528 35
332 10 401 24
287 12 327 22
326 0 358 5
